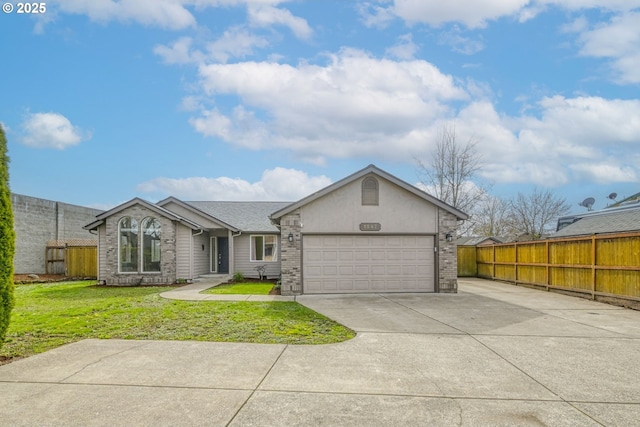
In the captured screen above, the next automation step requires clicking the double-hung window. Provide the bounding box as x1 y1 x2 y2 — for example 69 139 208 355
251 235 278 262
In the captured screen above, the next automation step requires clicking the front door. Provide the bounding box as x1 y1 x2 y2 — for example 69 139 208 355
217 237 229 274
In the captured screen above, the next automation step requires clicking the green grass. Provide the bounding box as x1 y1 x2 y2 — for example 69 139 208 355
203 281 275 295
0 281 355 363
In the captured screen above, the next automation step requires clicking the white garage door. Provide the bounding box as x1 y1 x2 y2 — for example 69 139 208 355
303 235 435 294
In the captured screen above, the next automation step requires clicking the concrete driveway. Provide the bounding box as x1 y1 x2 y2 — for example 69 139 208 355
1 278 639 426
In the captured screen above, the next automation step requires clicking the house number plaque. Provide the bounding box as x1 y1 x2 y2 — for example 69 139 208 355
359 222 381 231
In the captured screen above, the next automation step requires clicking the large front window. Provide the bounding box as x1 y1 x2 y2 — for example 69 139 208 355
142 217 161 272
119 217 138 272
251 235 278 261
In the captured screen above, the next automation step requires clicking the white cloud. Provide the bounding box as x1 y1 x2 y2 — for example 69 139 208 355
154 28 270 65
52 0 197 30
437 26 485 55
207 27 270 62
575 11 640 84
357 1 397 28
247 4 312 39
20 112 91 149
570 163 638 184
154 37 202 64
451 96 640 186
191 48 468 161
391 0 530 28
385 33 419 59
137 167 332 201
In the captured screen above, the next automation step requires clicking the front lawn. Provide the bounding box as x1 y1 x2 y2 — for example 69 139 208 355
204 281 275 295
0 281 355 364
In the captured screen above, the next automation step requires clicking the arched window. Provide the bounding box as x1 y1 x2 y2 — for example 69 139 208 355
142 217 161 272
362 176 379 206
119 217 138 272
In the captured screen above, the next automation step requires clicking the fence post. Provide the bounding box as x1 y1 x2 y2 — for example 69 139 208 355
591 235 596 300
545 240 550 291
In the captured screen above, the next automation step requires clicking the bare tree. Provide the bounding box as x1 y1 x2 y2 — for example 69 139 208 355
417 123 490 234
471 196 512 237
507 188 571 239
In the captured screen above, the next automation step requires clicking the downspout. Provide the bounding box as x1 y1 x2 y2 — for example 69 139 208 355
230 230 242 275
191 228 204 281
435 208 440 293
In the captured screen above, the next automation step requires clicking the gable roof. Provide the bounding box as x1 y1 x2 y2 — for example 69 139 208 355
157 197 240 232
84 197 202 231
456 236 503 246
552 205 640 238
270 164 469 222
185 201 291 232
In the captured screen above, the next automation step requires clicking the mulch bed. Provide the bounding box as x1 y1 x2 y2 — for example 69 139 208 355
13 274 72 284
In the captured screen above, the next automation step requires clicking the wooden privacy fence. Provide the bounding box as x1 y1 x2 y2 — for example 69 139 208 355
46 239 97 277
462 232 640 305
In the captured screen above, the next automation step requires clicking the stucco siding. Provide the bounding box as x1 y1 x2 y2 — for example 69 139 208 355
233 234 281 279
300 175 437 234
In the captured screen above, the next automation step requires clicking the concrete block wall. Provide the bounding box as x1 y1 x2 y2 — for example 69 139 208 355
279 210 302 295
438 208 459 293
101 204 177 286
12 193 103 274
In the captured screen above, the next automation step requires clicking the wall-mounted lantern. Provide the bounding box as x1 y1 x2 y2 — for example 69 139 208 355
445 232 453 243
288 232 294 243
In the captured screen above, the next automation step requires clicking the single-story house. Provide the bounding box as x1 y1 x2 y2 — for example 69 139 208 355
84 165 468 295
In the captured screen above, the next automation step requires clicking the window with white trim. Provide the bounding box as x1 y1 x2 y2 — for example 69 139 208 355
142 217 161 272
362 176 379 206
250 235 278 261
119 217 138 272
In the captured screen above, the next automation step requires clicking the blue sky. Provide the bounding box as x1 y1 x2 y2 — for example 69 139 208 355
1 0 639 213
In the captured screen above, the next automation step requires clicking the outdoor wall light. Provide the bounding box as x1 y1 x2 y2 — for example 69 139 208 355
288 233 294 243
445 232 453 243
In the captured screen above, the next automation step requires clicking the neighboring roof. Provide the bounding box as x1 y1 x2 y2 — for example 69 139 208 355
270 164 469 221
84 197 202 231
608 192 640 208
185 201 291 232
552 205 640 238
456 236 503 246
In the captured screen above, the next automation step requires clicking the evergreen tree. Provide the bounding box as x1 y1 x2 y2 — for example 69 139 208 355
0 125 15 348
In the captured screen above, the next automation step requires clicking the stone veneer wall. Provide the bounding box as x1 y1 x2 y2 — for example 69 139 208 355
279 209 302 295
438 208 459 293
101 205 177 286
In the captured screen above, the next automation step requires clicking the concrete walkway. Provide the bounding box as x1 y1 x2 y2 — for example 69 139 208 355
159 276 297 302
1 278 639 426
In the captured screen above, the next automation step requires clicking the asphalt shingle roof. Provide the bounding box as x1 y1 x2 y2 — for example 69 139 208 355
552 207 640 238
185 201 292 232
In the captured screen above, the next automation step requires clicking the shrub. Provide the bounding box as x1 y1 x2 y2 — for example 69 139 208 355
233 271 245 282
0 126 15 349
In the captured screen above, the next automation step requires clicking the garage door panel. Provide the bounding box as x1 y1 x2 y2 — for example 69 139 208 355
339 265 353 275
338 280 353 291
322 266 338 275
303 235 435 294
355 265 369 275
370 265 386 275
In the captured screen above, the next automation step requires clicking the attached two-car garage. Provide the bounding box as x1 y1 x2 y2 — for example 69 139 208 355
303 235 435 294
